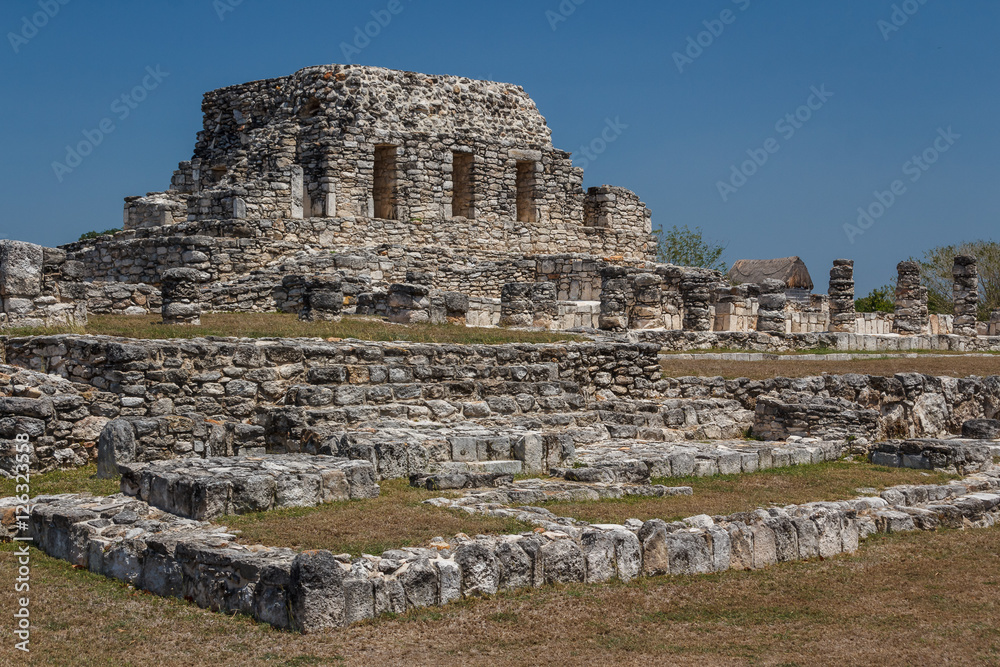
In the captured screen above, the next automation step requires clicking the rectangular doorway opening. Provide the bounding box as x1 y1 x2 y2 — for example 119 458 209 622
516 161 537 223
452 152 474 219
374 145 397 220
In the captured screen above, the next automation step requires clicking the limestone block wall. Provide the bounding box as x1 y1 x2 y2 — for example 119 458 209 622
656 372 1000 440
123 193 187 230
0 242 87 329
2 335 664 424
13 472 1000 632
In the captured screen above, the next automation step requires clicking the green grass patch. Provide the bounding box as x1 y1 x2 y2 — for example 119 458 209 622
0 464 119 498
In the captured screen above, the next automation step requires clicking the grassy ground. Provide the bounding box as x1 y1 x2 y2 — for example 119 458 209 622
1 526 998 666
0 465 119 499
660 355 1000 379
545 461 957 525
225 479 532 555
0 313 581 345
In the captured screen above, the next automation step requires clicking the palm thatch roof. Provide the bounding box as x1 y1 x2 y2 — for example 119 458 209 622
727 256 814 290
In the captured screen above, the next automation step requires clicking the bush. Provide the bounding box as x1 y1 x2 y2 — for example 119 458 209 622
78 228 122 241
855 284 895 313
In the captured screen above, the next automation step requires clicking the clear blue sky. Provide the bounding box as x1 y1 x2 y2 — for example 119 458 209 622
1 0 997 294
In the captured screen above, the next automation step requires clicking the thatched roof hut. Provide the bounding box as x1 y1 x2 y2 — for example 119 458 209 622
727 256 814 290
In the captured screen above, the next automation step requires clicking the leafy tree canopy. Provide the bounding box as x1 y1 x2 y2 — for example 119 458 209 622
654 224 727 273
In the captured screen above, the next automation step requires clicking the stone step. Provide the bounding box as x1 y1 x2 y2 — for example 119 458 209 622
435 460 523 476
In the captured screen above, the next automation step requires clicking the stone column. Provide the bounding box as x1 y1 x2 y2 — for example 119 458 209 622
161 268 207 325
828 259 856 333
300 275 344 322
386 283 432 324
629 273 663 330
500 283 533 327
529 282 557 329
755 278 787 333
599 266 630 331
892 261 928 334
680 270 713 332
952 255 979 337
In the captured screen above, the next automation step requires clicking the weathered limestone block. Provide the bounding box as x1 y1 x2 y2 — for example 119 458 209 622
300 274 344 322
0 240 44 298
96 419 136 479
828 259 855 333
119 455 379 520
952 255 979 337
962 419 1000 440
755 278 787 333
161 267 208 325
289 550 347 633
454 542 500 597
893 261 928 334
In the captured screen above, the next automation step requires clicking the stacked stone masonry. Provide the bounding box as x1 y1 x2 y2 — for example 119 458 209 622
7 465 1000 632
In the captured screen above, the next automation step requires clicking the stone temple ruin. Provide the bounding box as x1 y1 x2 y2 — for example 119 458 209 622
3 64 1000 634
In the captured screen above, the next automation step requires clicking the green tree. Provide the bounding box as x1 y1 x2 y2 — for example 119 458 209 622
855 284 895 313
655 224 727 272
915 240 1000 320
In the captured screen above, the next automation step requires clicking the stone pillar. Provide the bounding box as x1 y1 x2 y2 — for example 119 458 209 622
500 283 533 327
529 282 557 329
990 309 1000 337
300 275 344 322
952 255 979 337
892 261 928 334
629 273 663 329
680 270 713 332
500 282 556 328
386 283 432 324
599 266 630 331
161 268 207 325
755 279 787 333
828 259 856 333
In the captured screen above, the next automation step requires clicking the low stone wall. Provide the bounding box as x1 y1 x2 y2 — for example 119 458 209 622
0 364 121 475
119 455 380 520
8 468 1000 631
659 372 1000 441
871 439 998 474
639 330 1000 353
0 336 663 471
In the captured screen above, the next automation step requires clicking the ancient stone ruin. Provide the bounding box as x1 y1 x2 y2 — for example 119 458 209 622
3 64 1000 637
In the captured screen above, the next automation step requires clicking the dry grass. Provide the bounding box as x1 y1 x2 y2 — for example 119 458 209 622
225 479 532 555
661 355 1000 379
545 460 957 525
1 313 581 345
1 525 998 666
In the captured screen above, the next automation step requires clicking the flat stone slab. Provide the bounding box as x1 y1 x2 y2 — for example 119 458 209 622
565 438 844 480
119 454 380 520
871 439 997 474
432 477 694 505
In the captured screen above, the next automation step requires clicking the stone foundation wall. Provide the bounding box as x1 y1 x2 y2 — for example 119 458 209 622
11 469 1000 631
656 371 1000 440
